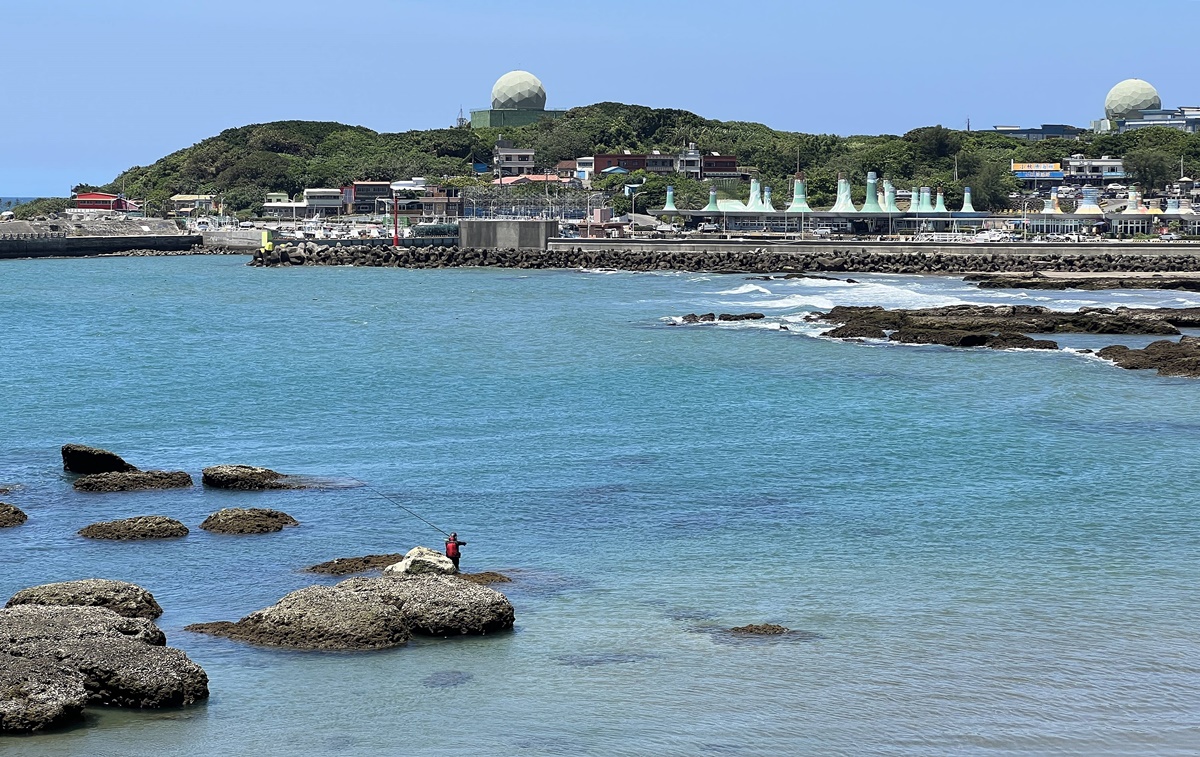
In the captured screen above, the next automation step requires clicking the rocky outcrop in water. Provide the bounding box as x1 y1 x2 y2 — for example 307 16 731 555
201 464 302 490
1097 337 1200 378
78 516 188 540
248 242 1200 276
813 304 1179 337
0 604 208 733
968 273 1200 291
0 503 27 528
382 546 456 576
6 579 164 619
458 571 513 585
188 574 515 649
185 585 411 651
199 507 298 534
680 312 766 324
72 470 193 492
338 574 516 636
305 553 408 576
61 444 137 475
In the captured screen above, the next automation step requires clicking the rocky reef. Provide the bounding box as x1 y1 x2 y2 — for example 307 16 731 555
305 553 408 576
0 584 207 733
199 508 299 535
187 573 514 649
201 464 305 490
1097 337 1200 378
0 503 27 528
73 470 193 492
60 444 137 475
78 516 189 540
6 579 163 620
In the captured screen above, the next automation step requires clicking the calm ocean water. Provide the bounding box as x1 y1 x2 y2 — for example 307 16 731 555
2 256 1199 756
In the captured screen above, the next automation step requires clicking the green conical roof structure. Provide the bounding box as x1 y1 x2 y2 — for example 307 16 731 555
960 187 976 214
786 177 814 213
662 186 678 213
861 172 883 213
933 189 948 213
830 174 857 213
703 188 719 212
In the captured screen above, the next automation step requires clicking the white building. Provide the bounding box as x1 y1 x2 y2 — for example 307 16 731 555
1063 155 1126 185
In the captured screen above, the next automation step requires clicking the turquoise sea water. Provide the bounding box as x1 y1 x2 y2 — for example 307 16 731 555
2 256 1200 756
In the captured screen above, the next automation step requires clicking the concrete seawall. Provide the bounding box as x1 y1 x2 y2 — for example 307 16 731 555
0 235 203 260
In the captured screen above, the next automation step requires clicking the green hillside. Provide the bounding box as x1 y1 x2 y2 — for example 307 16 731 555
16 103 1200 219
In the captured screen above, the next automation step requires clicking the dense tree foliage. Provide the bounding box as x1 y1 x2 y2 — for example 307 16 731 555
13 104 1200 219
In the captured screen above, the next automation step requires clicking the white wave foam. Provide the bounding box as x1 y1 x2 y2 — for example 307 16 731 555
715 283 773 296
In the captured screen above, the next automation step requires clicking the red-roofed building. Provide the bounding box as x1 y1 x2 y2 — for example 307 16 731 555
72 192 140 211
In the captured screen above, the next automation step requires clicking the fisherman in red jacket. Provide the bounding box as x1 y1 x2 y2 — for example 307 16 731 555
444 532 466 571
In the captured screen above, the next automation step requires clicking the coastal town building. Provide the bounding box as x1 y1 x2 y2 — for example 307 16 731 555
420 184 463 218
1063 155 1126 185
992 124 1085 141
303 189 343 216
345 181 392 214
701 153 739 180
595 152 646 174
493 140 536 177
169 194 215 216
72 192 139 212
574 156 595 182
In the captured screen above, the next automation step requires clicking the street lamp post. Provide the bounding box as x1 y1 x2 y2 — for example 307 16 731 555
392 189 399 246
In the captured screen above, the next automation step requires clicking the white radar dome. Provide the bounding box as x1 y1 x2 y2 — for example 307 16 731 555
491 71 547 111
1105 79 1161 121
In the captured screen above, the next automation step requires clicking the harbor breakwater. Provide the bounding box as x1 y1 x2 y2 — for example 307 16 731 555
0 234 204 260
250 240 1200 274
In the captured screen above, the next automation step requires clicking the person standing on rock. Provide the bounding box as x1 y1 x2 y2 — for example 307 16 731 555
445 532 466 571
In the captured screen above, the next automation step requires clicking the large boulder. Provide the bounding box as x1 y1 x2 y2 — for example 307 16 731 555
382 546 456 576
61 444 137 475
0 503 27 528
78 516 188 540
338 574 515 636
6 579 163 619
73 471 193 493
201 465 300 490
0 605 207 733
199 507 298 535
185 585 410 651
305 553 407 576
1098 337 1200 378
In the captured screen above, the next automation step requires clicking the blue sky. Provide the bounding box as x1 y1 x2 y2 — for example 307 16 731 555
1 0 1193 196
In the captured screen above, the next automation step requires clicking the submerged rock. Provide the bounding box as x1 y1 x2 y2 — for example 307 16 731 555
73 471 193 493
199 507 298 534
0 605 207 733
0 503 27 528
305 553 407 576
729 623 789 635
382 546 457 576
185 585 410 651
201 464 303 490
458 571 513 585
78 516 189 540
6 579 163 619
338 574 515 636
61 444 138 475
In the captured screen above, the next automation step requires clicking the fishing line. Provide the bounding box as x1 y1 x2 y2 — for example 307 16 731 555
346 477 451 537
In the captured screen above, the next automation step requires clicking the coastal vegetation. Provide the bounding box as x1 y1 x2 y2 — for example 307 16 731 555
12 103 1200 219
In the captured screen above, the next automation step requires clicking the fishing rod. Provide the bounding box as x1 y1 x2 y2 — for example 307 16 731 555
346 477 451 538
